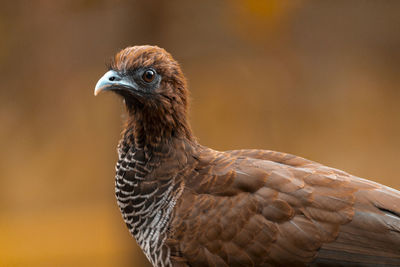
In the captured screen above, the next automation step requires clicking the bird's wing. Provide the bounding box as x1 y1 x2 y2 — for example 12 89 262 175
168 148 400 266
314 177 400 266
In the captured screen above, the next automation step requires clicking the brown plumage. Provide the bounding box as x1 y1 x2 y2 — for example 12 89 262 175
94 45 400 267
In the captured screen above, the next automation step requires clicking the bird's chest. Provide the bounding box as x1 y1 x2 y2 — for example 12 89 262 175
114 144 182 266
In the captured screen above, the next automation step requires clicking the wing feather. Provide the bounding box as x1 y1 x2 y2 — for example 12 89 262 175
169 149 400 266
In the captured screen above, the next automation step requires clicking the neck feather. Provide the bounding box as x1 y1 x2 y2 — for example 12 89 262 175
123 104 193 149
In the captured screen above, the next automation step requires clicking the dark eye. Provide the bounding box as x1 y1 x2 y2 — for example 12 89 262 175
142 69 155 83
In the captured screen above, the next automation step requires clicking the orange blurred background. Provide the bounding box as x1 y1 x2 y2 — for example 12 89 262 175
1 0 400 266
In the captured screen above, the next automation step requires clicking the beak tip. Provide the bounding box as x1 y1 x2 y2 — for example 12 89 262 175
94 70 119 97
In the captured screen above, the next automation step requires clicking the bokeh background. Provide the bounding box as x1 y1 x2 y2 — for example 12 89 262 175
1 0 400 266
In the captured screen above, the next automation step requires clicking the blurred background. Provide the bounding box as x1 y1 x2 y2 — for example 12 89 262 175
1 0 400 266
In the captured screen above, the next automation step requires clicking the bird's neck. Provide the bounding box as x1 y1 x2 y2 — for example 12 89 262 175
124 105 194 149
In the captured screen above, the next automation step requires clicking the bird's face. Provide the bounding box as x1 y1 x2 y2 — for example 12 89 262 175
95 66 161 98
94 45 188 112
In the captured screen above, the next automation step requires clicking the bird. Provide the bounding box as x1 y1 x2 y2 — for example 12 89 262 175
94 45 400 267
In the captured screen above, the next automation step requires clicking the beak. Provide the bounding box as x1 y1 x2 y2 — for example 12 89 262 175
94 70 136 96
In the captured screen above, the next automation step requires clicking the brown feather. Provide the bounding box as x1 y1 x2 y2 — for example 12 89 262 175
96 45 400 267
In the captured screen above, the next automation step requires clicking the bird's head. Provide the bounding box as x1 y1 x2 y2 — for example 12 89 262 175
95 45 192 142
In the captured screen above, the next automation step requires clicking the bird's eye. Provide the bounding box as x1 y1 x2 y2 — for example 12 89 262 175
142 69 155 83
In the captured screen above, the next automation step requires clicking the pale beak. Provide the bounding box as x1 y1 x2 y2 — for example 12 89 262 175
94 70 136 96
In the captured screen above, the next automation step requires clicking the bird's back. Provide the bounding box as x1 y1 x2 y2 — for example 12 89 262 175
168 147 400 266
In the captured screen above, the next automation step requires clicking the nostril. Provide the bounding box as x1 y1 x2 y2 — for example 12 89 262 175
109 76 116 81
